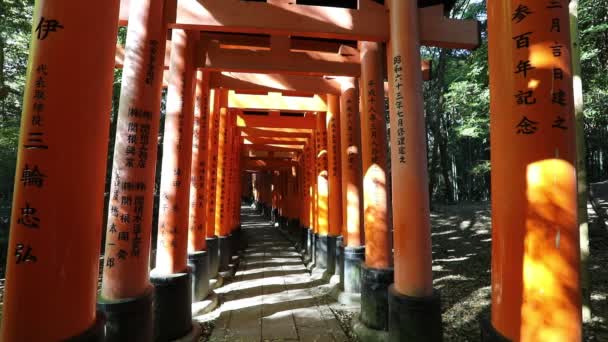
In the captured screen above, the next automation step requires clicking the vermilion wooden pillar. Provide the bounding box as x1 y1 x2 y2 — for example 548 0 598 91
152 29 197 341
97 0 166 340
314 111 332 271
327 94 343 241
215 94 234 273
205 88 221 279
187 68 212 302
336 77 366 303
0 1 119 340
188 70 210 253
384 0 441 340
485 2 581 341
360 44 390 268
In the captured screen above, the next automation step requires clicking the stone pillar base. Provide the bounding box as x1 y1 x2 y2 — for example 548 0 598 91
314 235 337 274
206 236 219 278
218 235 232 271
97 288 154 342
65 311 106 342
335 236 343 278
188 251 210 302
388 285 443 342
344 245 365 294
360 264 394 331
480 318 511 342
151 271 192 341
352 314 388 342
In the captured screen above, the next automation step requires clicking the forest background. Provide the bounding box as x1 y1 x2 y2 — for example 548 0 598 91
0 0 607 274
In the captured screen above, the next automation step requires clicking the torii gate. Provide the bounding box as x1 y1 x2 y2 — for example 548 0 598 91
0 0 582 342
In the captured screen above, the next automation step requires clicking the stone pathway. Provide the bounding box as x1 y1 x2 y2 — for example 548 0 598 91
207 207 348 342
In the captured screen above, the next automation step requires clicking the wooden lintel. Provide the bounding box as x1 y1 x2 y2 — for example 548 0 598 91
209 72 342 95
241 127 312 139
205 41 360 76
242 136 307 146
243 144 303 153
119 1 480 49
244 159 298 170
237 112 317 130
419 5 480 50
230 92 327 112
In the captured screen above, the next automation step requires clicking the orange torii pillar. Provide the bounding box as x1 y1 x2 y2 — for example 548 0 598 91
288 165 302 235
205 88 221 281
385 1 442 340
335 77 366 307
299 146 311 255
310 141 319 266
0 2 119 341
235 144 246 250
152 29 197 341
353 42 393 333
304 142 317 265
314 112 331 272
227 124 244 251
97 0 166 340
483 2 581 341
327 94 343 277
187 69 212 304
215 102 235 274
297 156 308 250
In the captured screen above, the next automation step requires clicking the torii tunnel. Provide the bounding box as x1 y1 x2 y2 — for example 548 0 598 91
0 0 583 341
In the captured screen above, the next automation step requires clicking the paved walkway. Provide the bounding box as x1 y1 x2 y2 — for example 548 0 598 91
207 206 348 342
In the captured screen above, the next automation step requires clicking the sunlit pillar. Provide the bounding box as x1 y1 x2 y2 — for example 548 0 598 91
384 0 441 340
215 96 234 274
306 141 318 266
314 111 331 272
484 2 581 341
203 89 221 282
152 29 197 341
0 2 119 341
96 0 166 340
326 94 342 276
187 68 211 303
334 77 366 305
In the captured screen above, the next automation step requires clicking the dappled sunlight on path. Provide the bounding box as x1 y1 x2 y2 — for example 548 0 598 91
203 206 348 342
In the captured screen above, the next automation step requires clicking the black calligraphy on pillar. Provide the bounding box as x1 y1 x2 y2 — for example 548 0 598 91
512 4 533 23
21 164 46 188
17 202 40 229
547 1 569 130
145 40 159 85
392 55 406 163
516 116 539 135
35 17 64 40
15 244 37 264
367 80 381 164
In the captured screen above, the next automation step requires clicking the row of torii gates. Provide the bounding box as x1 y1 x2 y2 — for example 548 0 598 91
1 0 582 341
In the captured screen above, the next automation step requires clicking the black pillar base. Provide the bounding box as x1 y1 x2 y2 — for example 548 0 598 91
188 251 210 302
218 235 232 271
335 236 343 278
480 318 511 342
299 226 307 252
388 285 443 342
150 271 192 341
65 311 106 342
344 245 365 294
360 264 394 331
306 229 314 261
314 233 328 269
314 235 336 275
97 288 153 342
206 236 219 278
